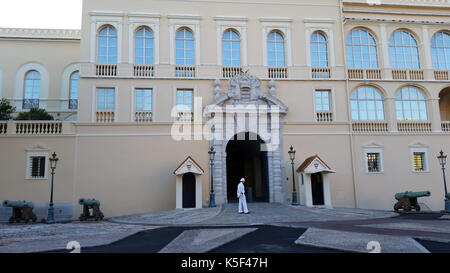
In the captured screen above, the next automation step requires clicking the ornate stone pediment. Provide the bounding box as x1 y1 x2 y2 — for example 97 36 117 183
297 155 336 174
207 72 288 114
173 156 204 176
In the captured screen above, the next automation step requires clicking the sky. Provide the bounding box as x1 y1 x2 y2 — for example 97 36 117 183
0 0 83 29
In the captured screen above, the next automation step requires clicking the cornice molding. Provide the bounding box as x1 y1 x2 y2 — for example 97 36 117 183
345 17 449 25
167 14 202 20
89 11 125 17
128 12 161 18
259 17 292 23
214 16 248 21
0 28 81 40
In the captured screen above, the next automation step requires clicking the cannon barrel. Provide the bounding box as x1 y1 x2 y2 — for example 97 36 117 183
78 198 100 206
2 200 34 209
395 191 431 200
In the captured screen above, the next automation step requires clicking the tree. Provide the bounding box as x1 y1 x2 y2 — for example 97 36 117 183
16 108 54 121
0 98 16 120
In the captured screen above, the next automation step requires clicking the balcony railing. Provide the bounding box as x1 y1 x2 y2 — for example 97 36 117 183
96 64 117 77
312 67 330 79
352 121 388 132
135 111 153 122
397 121 432 132
0 122 7 134
96 111 115 123
15 121 62 135
176 111 194 122
348 69 382 80
268 67 287 79
223 67 243 78
316 111 333 122
134 65 155 78
22 99 40 109
442 121 450 132
392 69 424 80
434 70 449 81
175 66 196 78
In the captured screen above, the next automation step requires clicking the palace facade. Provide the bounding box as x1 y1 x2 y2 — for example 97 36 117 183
0 0 449 221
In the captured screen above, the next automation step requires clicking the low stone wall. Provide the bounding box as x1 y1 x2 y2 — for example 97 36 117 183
0 203 73 223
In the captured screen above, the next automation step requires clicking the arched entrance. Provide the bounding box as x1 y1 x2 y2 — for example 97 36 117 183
182 172 196 208
226 132 269 203
439 87 450 122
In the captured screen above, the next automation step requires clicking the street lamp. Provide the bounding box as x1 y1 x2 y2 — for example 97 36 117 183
208 146 216 207
437 150 449 213
288 146 299 206
47 152 59 224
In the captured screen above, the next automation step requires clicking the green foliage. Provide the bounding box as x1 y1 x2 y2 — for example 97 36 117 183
0 98 16 120
16 108 54 121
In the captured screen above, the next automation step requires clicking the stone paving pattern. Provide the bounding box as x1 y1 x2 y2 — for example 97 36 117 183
0 222 160 253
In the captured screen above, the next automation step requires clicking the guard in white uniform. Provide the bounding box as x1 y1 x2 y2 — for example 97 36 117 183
237 178 249 214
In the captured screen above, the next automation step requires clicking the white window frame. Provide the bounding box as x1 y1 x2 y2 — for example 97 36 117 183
168 15 201 66
172 85 199 122
128 13 160 65
14 62 50 111
364 148 384 174
304 19 336 68
89 11 124 64
312 87 336 121
91 85 118 122
131 84 156 122
215 17 248 66
26 151 49 180
410 147 429 173
260 18 292 67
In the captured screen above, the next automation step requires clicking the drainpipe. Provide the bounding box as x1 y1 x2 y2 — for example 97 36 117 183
339 0 359 208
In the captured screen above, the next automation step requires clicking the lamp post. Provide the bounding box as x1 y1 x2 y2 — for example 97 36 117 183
437 150 449 213
288 146 299 206
208 146 216 207
47 152 59 224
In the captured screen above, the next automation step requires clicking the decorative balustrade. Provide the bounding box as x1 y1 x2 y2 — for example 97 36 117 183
392 69 424 80
223 67 243 78
96 111 115 123
268 67 287 79
434 70 449 81
348 69 382 80
176 112 194 122
442 121 450 132
397 121 432 132
15 121 62 135
0 122 7 134
352 121 388 132
96 64 117 77
134 65 155 78
316 111 333 122
135 111 153 122
312 67 330 79
175 66 196 78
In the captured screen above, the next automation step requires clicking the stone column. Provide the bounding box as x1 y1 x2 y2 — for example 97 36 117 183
380 24 392 80
385 97 398 132
429 98 442 132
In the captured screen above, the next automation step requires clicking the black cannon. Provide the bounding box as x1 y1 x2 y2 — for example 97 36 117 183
2 200 37 224
78 198 104 221
394 191 431 212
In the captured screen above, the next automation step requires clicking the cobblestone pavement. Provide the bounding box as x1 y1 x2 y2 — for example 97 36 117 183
110 202 396 226
0 221 161 253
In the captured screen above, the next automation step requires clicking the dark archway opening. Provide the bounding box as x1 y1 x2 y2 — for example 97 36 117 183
182 172 196 208
226 132 269 203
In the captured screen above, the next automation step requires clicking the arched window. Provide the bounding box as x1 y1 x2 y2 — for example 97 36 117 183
396 87 428 121
346 29 378 68
267 31 285 67
389 30 420 69
135 27 154 65
69 71 79 109
351 86 385 121
176 28 195 66
431 31 450 70
222 29 241 67
23 70 40 109
311 32 328 68
97 26 117 64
